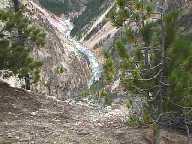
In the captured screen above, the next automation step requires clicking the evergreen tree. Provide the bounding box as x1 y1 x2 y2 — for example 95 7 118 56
0 0 46 88
108 0 192 143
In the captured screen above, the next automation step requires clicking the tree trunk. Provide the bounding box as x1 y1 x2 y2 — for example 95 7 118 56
12 0 20 12
154 0 166 144
25 74 30 90
154 124 160 144
12 0 31 90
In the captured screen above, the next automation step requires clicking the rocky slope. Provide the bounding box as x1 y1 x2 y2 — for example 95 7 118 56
24 0 93 99
0 81 191 144
38 0 113 38
0 0 102 99
33 0 117 68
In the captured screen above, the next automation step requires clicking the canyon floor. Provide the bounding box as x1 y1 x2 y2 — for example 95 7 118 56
0 81 190 144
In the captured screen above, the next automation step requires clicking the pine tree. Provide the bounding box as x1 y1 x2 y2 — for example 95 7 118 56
0 0 46 89
108 0 192 143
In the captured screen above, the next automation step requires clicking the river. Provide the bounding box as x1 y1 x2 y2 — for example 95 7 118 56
28 0 102 87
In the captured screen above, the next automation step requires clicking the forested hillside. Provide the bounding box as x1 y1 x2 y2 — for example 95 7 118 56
70 0 111 37
39 0 112 38
39 0 84 14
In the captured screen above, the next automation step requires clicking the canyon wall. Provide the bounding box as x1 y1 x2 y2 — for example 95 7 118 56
0 0 92 99
26 1 92 99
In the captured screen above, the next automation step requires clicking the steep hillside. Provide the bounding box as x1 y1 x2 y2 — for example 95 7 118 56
70 0 112 38
25 1 93 99
38 0 113 38
0 0 101 99
0 81 190 144
39 0 87 15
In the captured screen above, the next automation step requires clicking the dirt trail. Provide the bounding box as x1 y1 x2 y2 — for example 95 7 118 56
0 81 190 144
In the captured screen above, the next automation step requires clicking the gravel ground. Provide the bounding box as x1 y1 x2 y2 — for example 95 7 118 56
0 81 190 144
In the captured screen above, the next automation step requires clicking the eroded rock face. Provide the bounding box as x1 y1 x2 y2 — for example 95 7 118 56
32 30 91 99
0 0 95 99
0 0 91 99
24 1 91 99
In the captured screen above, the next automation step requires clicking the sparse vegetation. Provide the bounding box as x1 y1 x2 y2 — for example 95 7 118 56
55 66 65 75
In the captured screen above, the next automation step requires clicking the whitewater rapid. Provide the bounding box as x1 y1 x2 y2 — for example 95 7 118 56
72 40 102 87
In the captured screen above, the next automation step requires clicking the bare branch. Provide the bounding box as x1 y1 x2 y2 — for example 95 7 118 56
138 70 162 81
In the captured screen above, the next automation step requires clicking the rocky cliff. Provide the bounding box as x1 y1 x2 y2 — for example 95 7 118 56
38 0 113 38
0 0 102 99
34 0 117 71
26 0 95 99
